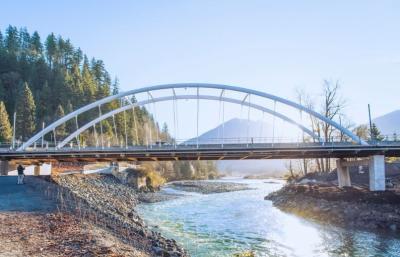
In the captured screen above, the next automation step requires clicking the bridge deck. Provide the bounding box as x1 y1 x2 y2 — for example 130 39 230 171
2 143 400 162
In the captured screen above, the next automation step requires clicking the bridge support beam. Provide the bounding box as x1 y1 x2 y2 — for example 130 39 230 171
336 159 351 187
369 155 385 191
0 160 8 175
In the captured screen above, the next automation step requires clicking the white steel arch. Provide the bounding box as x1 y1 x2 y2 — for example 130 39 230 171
18 83 366 151
56 94 321 148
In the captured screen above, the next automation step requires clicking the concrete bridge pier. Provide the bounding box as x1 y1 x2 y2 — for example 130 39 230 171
336 159 351 187
0 160 8 175
336 155 386 191
34 165 41 176
369 155 385 191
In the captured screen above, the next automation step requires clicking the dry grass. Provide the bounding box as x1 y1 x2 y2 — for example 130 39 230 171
0 212 150 257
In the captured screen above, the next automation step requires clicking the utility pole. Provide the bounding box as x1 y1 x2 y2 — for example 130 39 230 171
368 104 373 141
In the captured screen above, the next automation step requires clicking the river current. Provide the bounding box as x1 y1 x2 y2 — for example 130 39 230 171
137 179 400 257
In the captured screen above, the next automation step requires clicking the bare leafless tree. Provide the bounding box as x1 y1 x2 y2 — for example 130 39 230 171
296 80 346 173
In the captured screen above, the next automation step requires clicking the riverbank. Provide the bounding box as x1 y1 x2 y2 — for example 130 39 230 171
0 175 153 256
265 183 400 232
168 180 252 194
0 212 150 257
53 174 188 256
137 180 254 203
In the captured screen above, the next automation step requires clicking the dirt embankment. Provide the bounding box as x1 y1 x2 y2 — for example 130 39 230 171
0 212 150 257
0 175 188 257
0 175 151 257
53 174 188 257
265 183 400 232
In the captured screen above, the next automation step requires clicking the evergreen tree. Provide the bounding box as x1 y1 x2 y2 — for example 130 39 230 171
30 31 42 60
112 77 119 95
0 31 4 50
36 81 51 126
0 101 12 142
15 82 36 140
5 25 19 55
55 104 66 138
69 63 83 106
370 123 384 141
81 55 97 102
65 101 76 134
45 33 56 68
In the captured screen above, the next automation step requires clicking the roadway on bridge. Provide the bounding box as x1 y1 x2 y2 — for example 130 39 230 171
2 143 400 162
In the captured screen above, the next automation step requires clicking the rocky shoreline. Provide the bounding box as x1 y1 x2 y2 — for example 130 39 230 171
2 175 254 256
53 174 189 257
168 180 252 194
137 191 183 203
265 183 400 232
137 180 252 203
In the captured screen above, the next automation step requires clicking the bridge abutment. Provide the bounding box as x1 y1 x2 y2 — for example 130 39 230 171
0 160 8 175
336 159 351 187
369 155 385 191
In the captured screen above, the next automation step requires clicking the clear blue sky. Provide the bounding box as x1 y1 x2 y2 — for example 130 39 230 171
2 1 400 138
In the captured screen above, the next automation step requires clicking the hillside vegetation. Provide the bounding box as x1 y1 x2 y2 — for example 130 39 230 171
0 25 217 181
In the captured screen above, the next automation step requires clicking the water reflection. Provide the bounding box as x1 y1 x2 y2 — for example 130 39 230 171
137 179 400 257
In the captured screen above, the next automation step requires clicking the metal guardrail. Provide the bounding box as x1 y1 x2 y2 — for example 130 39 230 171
2 136 400 153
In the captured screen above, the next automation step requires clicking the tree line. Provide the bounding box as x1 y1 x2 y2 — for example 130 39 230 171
0 25 217 180
0 25 117 142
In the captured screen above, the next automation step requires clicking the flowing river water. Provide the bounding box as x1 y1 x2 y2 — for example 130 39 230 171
137 179 400 257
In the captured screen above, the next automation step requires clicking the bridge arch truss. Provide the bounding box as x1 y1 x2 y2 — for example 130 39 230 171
17 83 366 151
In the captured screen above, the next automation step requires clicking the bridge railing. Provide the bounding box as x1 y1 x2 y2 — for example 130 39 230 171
3 135 400 152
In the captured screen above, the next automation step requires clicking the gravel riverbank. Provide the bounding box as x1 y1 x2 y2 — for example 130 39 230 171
168 180 252 194
53 174 188 257
265 183 400 232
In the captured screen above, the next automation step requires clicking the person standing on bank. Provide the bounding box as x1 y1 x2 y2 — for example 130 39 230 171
17 164 25 185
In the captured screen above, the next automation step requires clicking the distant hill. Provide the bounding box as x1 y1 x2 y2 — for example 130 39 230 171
187 118 273 144
373 110 400 136
189 118 288 177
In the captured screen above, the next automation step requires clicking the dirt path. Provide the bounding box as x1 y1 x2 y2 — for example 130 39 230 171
0 176 151 257
0 176 56 212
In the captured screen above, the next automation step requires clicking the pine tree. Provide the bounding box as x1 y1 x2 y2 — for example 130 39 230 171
0 101 12 142
65 101 76 134
69 63 83 106
0 31 4 50
81 55 97 102
15 82 36 140
370 123 384 141
5 25 19 55
30 31 42 60
55 104 66 138
45 33 56 68
36 81 51 126
112 77 119 95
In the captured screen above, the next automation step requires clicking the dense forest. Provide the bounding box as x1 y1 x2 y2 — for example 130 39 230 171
0 25 119 142
0 25 217 180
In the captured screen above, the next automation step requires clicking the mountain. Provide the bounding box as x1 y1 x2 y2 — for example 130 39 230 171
191 118 288 177
373 110 400 136
187 118 273 144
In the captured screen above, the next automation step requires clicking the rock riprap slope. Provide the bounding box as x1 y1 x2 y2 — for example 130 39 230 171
53 174 188 257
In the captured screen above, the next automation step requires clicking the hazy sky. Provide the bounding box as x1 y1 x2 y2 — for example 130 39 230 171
2 1 400 139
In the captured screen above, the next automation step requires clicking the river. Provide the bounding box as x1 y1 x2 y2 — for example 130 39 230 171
137 179 400 257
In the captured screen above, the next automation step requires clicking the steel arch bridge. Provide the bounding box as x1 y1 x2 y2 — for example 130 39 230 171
17 83 366 153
